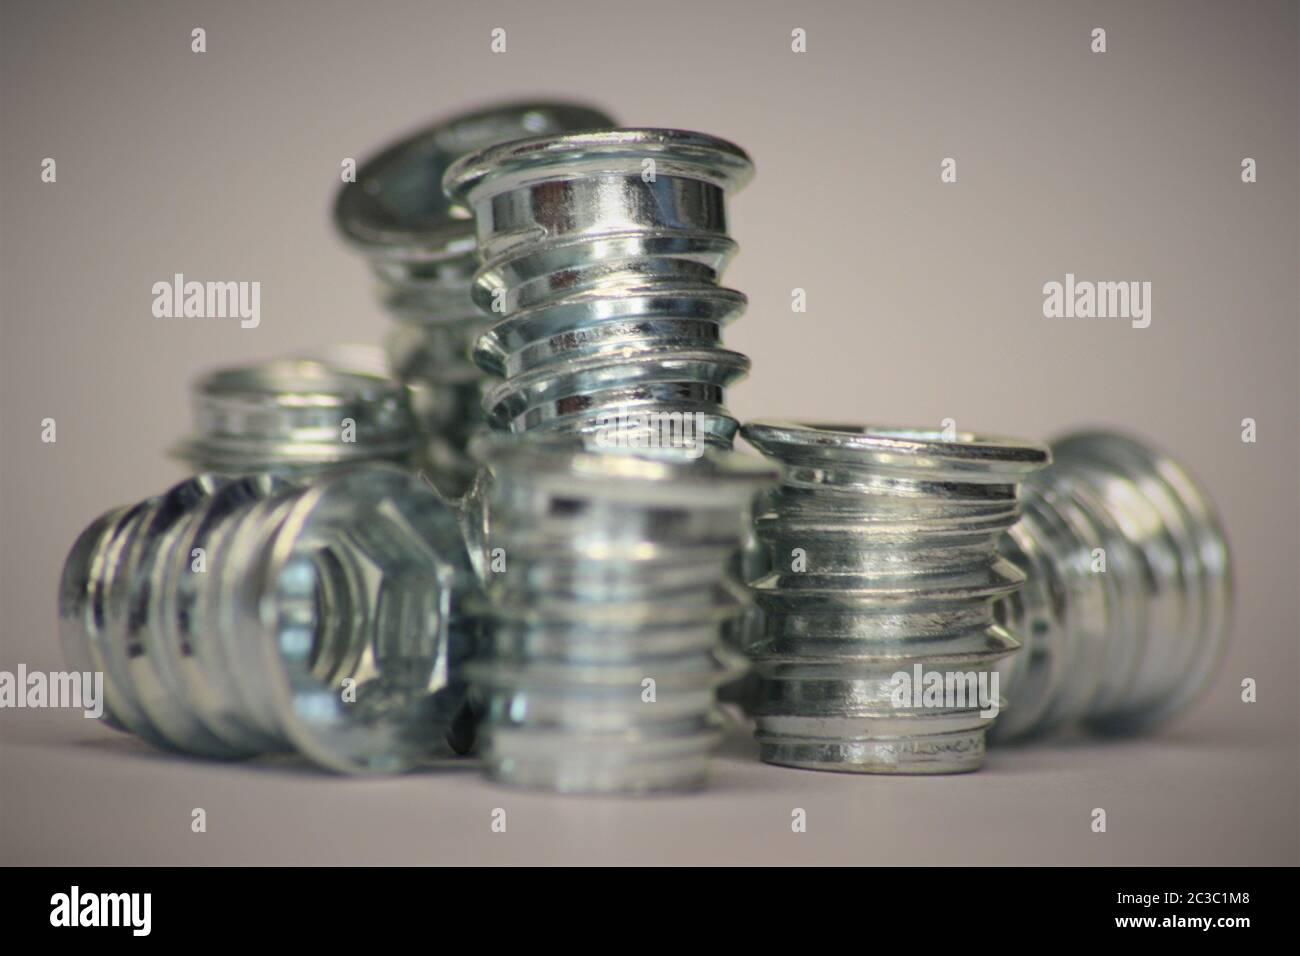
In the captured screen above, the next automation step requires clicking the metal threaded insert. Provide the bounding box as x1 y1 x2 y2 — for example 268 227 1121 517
57 466 481 773
992 430 1233 740
335 102 616 494
172 357 423 476
465 434 775 793
443 128 754 447
741 421 1051 774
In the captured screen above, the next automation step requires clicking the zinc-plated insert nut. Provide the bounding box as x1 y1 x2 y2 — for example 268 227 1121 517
742 422 1050 774
443 128 755 446
992 430 1233 740
466 435 775 793
58 465 481 773
334 102 616 493
172 357 423 477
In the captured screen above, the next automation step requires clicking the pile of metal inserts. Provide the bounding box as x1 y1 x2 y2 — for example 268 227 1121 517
57 98 1234 790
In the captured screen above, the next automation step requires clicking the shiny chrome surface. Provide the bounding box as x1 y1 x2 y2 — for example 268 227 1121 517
443 128 754 446
173 357 422 476
58 466 481 773
466 435 775 793
742 422 1050 774
993 430 1233 740
335 102 615 494
298 342 477 497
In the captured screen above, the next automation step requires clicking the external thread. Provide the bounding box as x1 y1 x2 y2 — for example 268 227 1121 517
742 422 1050 774
58 466 480 773
466 436 775 793
992 430 1233 740
442 128 754 447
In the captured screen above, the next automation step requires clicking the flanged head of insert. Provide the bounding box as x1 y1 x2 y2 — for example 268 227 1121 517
742 422 1052 483
233 465 483 773
335 101 615 270
443 128 754 315
443 127 754 211
1050 430 1233 736
173 357 422 475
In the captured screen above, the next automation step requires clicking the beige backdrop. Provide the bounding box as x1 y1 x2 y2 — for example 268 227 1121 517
2 0 1296 865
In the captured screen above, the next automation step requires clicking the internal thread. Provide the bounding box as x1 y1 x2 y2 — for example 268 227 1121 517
992 430 1232 740
466 438 774 793
742 422 1051 774
335 102 616 494
442 128 754 447
57 466 479 773
173 357 423 477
